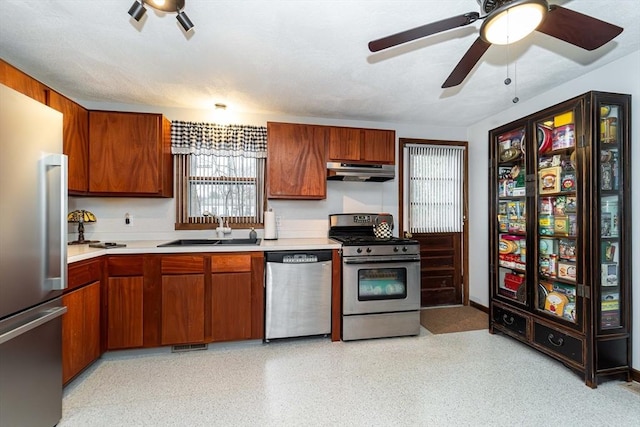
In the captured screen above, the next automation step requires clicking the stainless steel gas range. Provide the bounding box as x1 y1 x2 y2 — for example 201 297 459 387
329 213 421 341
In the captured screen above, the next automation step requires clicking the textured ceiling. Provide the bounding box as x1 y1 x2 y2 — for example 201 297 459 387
0 0 638 127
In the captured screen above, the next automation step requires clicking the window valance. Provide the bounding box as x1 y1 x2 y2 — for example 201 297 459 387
171 121 267 158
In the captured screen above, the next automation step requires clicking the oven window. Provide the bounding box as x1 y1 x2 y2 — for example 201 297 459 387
358 268 407 301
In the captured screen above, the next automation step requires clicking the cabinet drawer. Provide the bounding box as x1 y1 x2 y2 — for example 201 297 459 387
533 322 584 365
161 255 204 274
211 254 251 273
107 256 144 276
492 305 528 339
67 259 102 291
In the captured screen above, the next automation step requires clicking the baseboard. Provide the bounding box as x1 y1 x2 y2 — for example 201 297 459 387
469 300 489 314
631 368 640 382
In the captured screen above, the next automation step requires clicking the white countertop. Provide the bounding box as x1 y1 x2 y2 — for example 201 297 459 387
67 238 341 264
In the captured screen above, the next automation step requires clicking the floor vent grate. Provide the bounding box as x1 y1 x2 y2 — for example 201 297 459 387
171 343 208 353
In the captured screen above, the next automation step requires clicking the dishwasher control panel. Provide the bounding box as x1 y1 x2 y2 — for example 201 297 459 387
283 254 317 263
265 250 333 264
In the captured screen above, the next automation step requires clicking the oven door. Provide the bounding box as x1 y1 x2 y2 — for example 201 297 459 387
342 255 421 315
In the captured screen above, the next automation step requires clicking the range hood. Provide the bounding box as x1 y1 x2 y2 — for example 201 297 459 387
326 162 395 182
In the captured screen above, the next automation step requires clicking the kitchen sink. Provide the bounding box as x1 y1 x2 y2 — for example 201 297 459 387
157 238 260 247
216 238 261 245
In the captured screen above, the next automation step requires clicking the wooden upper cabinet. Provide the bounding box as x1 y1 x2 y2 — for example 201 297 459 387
0 59 48 104
361 129 395 163
48 91 89 193
267 122 327 199
88 111 173 197
327 126 395 164
328 127 361 161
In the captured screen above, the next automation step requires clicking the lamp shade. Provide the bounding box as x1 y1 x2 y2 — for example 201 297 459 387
68 210 98 245
68 210 97 223
480 0 548 45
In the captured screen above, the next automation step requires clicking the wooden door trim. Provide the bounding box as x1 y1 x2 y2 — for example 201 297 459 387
398 138 469 305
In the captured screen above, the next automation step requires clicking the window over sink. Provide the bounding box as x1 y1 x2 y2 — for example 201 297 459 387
171 121 267 229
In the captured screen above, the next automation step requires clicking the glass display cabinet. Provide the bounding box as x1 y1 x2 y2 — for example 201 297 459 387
488 91 631 388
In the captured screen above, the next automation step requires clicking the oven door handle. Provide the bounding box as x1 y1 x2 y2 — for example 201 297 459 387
343 256 421 264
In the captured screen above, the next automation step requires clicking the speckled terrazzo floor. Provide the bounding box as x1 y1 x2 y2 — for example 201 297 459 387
59 328 640 426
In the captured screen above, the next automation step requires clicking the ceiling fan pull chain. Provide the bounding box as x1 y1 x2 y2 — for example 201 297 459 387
504 41 511 86
512 60 519 103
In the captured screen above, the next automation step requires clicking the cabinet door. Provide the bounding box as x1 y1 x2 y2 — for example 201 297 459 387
107 276 144 349
62 281 100 384
361 129 395 164
267 122 327 199
89 111 168 195
161 275 205 345
62 287 84 384
533 106 581 327
48 91 89 193
0 59 47 103
492 125 528 306
327 127 361 161
595 98 627 332
212 272 253 341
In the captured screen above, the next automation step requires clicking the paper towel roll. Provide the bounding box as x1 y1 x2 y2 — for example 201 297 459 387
264 210 277 240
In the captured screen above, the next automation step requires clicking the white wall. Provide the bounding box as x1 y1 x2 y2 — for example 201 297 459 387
466 50 640 371
69 109 465 241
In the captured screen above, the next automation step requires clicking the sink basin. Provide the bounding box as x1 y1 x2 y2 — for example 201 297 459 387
216 238 261 245
157 238 260 247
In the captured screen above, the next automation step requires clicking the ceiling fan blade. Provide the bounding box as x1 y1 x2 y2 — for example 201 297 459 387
536 5 623 51
441 37 491 88
368 12 480 52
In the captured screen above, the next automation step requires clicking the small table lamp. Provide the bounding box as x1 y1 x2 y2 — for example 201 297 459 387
68 210 99 245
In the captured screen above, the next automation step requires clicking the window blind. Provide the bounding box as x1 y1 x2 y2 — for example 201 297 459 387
408 144 465 233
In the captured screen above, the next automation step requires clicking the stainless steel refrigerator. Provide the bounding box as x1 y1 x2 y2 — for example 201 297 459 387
0 84 68 426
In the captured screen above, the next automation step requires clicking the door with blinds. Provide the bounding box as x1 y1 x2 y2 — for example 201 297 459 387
400 140 468 307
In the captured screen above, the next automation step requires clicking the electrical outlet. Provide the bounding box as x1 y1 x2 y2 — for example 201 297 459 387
275 216 282 227
125 213 133 226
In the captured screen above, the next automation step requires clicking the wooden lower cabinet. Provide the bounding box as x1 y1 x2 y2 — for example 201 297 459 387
62 281 100 384
211 253 264 342
100 252 264 351
160 255 206 345
107 276 144 349
212 271 253 341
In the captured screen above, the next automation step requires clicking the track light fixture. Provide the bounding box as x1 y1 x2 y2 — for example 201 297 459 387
128 0 195 32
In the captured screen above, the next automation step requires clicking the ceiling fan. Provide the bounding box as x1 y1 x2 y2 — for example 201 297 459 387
368 0 623 88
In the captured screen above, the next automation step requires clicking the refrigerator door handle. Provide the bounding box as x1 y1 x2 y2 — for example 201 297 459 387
0 306 67 345
44 154 68 291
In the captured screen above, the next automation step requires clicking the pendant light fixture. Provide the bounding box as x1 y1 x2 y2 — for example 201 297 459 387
128 0 194 32
480 0 548 45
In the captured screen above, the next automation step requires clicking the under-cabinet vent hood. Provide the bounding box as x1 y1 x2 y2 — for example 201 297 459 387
326 162 395 182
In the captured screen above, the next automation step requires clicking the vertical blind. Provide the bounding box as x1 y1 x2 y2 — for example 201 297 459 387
408 144 465 233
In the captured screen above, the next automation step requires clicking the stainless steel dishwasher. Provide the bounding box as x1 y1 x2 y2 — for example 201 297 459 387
265 250 332 341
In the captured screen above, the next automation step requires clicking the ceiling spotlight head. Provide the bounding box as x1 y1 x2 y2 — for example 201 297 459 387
177 10 194 32
128 1 147 21
480 0 548 45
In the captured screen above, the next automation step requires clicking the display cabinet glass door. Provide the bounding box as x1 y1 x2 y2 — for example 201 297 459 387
534 108 579 324
495 127 527 304
598 102 623 329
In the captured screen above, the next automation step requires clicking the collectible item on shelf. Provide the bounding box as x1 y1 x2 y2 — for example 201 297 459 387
539 166 562 194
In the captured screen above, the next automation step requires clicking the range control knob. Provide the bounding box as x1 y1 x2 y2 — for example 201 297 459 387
402 246 409 252
366 247 372 253
357 248 363 253
393 247 399 252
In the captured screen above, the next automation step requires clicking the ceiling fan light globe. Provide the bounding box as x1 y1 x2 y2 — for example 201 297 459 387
480 0 548 45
